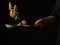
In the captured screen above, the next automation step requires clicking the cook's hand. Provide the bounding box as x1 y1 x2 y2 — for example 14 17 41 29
34 15 56 27
34 18 46 27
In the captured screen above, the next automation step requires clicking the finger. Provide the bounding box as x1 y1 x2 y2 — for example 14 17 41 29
35 19 42 25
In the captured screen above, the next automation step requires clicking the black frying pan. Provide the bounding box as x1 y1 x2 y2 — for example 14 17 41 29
5 24 34 31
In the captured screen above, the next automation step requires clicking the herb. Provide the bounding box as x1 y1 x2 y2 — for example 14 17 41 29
14 14 20 21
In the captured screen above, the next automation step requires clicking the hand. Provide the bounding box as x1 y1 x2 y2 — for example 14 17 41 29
46 15 56 23
34 19 46 27
34 16 56 27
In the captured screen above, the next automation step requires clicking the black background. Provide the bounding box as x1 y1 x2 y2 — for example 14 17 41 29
0 0 55 24
0 0 58 45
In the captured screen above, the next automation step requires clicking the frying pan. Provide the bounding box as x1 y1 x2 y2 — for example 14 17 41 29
5 24 34 31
